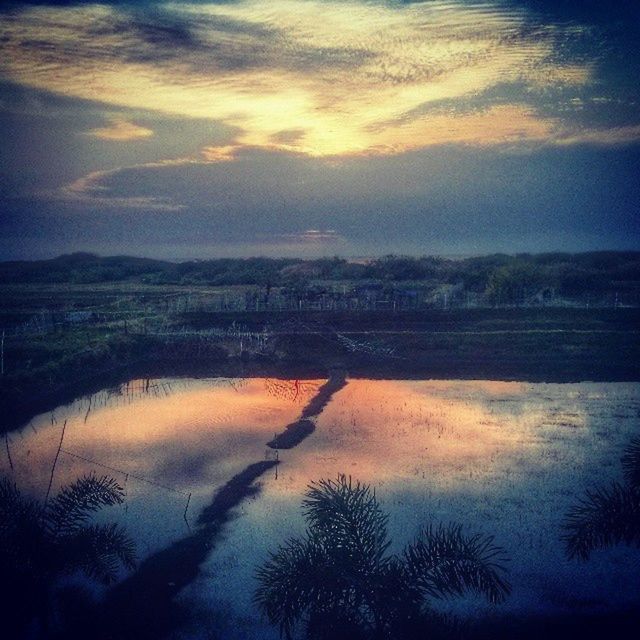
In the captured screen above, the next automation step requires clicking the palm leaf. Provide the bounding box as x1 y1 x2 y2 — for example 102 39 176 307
367 556 425 636
621 437 640 490
0 477 46 576
0 477 23 518
302 475 390 570
58 522 136 584
255 477 512 638
255 531 386 638
561 481 640 560
45 473 125 536
404 523 511 604
255 537 330 640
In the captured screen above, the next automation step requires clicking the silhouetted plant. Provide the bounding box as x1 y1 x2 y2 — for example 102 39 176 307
622 437 640 489
0 472 136 635
562 437 640 560
255 475 510 640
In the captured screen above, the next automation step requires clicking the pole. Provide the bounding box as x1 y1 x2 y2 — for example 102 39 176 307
183 492 192 528
44 420 67 507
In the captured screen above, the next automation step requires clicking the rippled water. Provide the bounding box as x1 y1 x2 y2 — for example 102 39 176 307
3 377 640 638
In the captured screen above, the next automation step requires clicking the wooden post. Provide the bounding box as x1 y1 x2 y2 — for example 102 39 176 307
183 492 192 528
5 433 13 471
274 433 279 479
44 420 67 507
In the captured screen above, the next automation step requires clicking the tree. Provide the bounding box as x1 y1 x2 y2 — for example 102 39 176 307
255 475 510 640
562 438 640 560
485 262 542 305
0 473 136 636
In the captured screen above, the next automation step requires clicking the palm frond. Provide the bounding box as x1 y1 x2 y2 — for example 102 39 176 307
561 481 640 560
367 556 424 635
45 473 125 536
0 477 27 542
0 476 23 518
621 437 640 490
404 523 511 604
59 522 136 584
302 475 390 569
0 476 46 575
255 537 329 640
256 478 512 638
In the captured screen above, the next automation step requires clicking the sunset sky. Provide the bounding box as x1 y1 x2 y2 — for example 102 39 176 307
1 0 639 259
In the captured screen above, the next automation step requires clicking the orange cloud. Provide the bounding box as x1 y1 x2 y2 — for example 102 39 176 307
84 117 154 141
0 0 603 158
58 161 193 210
2 0 636 176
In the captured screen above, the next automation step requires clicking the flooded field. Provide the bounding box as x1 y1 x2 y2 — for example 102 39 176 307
2 377 639 638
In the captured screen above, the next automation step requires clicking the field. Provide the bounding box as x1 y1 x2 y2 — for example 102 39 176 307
1 281 639 435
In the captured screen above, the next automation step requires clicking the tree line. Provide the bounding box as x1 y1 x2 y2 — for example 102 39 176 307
1 252 639 300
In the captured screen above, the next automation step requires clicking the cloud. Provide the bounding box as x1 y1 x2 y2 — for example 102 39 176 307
58 159 193 210
554 124 640 147
83 117 154 141
2 0 626 160
49 104 640 213
264 229 345 245
201 144 240 162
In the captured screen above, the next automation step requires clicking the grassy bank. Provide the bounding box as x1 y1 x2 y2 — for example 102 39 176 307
1 304 639 435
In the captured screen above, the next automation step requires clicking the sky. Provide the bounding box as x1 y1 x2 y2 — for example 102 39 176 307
0 0 639 260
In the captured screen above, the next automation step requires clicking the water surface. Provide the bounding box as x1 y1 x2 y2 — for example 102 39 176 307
3 377 639 638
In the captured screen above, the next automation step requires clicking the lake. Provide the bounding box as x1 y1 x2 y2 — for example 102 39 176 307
3 377 639 638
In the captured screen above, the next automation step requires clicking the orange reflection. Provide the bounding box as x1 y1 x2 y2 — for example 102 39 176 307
1 378 324 498
190 379 640 627
259 379 593 497
2 377 637 564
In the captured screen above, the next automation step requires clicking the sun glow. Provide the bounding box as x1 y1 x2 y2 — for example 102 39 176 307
0 0 603 159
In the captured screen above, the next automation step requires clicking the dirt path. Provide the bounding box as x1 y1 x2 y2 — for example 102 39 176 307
98 372 347 639
268 372 347 448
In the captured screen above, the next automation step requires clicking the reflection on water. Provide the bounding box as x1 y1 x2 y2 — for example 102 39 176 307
178 379 640 639
1 377 320 555
2 378 639 638
264 378 323 404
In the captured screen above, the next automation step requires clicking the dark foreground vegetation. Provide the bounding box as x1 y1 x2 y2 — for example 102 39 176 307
0 473 136 638
255 475 511 640
562 437 640 560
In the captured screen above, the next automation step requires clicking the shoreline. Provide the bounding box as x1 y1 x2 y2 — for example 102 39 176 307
2 307 639 435
2 347 638 437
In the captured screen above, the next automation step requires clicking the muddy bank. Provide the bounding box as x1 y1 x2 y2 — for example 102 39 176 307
267 418 316 449
268 373 348 449
2 308 639 436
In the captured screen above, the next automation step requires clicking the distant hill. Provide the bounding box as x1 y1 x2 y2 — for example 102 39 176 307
0 253 168 284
